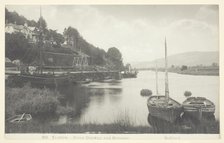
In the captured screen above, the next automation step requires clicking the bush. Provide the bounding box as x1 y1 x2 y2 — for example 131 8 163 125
15 95 59 115
181 65 188 71
184 91 192 98
56 106 76 116
6 84 61 117
140 89 152 96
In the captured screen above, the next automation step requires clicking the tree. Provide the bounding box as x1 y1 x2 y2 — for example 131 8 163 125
184 91 192 98
27 20 38 27
6 8 38 27
212 62 218 67
37 16 47 33
5 33 38 64
107 47 124 71
107 47 122 60
46 29 64 46
63 26 80 48
5 8 27 25
181 65 188 71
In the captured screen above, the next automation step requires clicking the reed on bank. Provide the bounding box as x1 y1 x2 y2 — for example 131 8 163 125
5 119 219 134
5 83 75 119
5 107 219 134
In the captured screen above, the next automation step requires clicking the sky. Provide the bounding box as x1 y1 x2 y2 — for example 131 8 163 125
6 5 219 63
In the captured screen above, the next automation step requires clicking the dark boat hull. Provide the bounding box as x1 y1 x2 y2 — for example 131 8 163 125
7 74 71 87
183 97 215 121
147 96 183 123
183 110 215 121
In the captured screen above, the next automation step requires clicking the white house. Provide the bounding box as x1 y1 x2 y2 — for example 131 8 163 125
5 23 38 43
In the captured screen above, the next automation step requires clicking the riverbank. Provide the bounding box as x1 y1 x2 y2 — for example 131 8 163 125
169 67 219 76
5 121 152 133
139 66 219 76
5 83 75 119
5 119 219 134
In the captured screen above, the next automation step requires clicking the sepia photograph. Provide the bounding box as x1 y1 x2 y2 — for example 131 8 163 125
4 3 221 139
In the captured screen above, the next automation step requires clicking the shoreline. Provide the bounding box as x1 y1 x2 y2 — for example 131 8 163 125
5 119 219 134
138 69 219 76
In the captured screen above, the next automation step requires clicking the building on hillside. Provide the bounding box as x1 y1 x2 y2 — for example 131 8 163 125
61 44 90 67
73 51 90 67
5 22 38 43
5 57 18 71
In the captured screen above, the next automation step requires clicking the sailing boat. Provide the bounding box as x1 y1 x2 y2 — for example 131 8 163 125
8 7 71 87
147 38 183 123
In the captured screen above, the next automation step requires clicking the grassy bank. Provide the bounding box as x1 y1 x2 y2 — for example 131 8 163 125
5 83 75 119
5 121 153 133
169 66 219 76
6 110 219 134
5 119 219 134
141 66 219 76
171 69 219 76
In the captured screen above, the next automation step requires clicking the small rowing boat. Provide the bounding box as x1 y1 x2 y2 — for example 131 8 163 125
182 97 215 121
7 113 32 123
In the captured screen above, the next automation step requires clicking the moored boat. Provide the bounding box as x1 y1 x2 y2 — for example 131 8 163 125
7 113 32 123
8 73 71 87
182 97 215 121
147 38 183 123
147 96 183 123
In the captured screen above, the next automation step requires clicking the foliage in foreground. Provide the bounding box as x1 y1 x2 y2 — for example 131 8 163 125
5 84 74 118
5 119 219 134
5 107 219 134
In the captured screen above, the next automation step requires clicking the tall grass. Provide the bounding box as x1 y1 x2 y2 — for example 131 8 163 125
5 109 219 133
5 84 74 119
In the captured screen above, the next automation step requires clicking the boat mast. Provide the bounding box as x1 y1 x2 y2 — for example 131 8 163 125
165 37 169 101
155 61 159 95
39 6 43 74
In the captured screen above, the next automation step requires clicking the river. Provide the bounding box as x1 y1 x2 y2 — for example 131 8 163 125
56 70 219 126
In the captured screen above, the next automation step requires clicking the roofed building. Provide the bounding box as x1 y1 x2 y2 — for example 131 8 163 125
5 22 38 43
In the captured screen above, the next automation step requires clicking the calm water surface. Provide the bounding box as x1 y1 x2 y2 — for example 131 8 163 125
56 70 219 126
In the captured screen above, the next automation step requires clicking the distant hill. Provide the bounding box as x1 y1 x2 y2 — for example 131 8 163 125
132 51 219 69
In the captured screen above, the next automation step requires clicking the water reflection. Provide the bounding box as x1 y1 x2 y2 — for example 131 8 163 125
50 71 219 126
57 84 91 120
147 113 184 133
147 112 218 133
55 81 123 124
